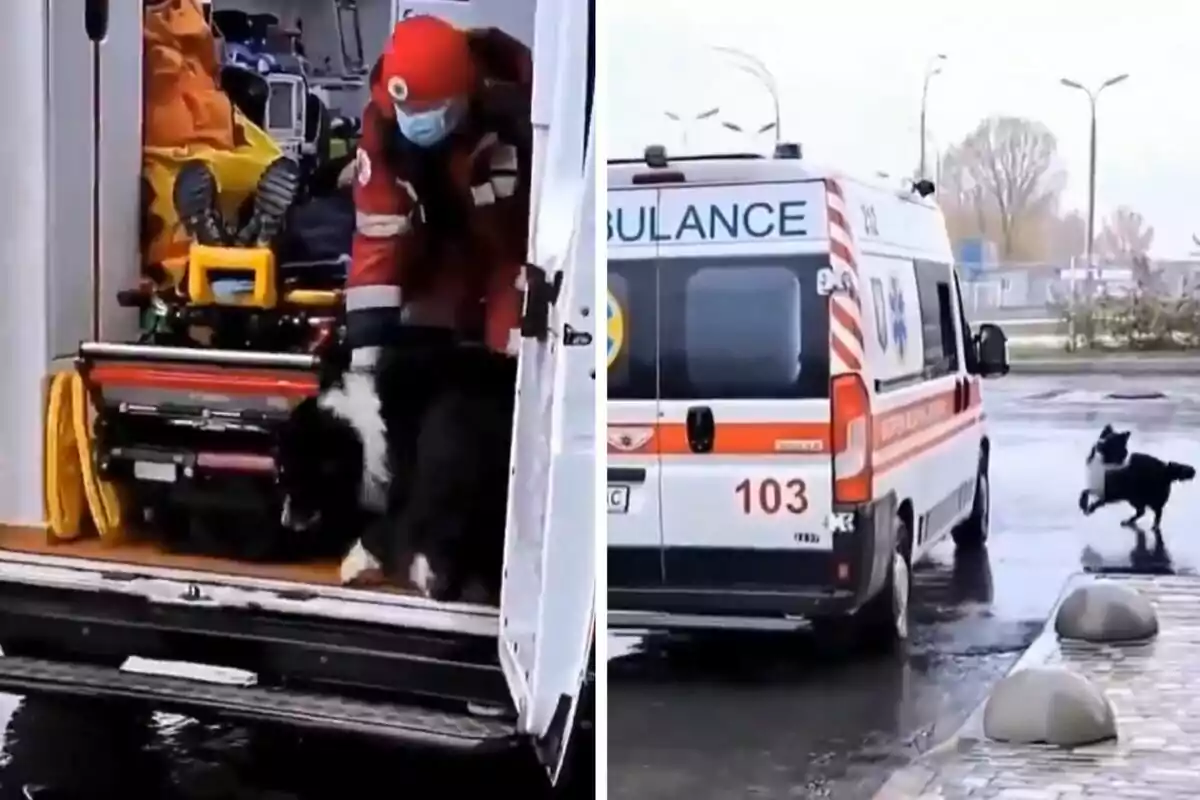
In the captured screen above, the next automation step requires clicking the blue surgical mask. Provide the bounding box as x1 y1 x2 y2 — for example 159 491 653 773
395 102 461 148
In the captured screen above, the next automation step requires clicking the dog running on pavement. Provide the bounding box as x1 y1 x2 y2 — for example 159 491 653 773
1080 424 1195 531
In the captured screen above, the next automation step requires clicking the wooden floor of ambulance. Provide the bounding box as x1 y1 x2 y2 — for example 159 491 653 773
0 525 412 594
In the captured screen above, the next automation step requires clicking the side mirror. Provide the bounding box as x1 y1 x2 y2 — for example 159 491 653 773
974 323 1009 377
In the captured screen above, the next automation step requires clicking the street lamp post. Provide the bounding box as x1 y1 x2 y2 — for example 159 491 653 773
721 119 778 149
1059 73 1129 350
663 106 720 150
918 54 947 180
711 46 781 144
1060 74 1129 274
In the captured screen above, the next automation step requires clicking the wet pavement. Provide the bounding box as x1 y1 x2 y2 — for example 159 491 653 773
880 574 1200 799
607 373 1200 800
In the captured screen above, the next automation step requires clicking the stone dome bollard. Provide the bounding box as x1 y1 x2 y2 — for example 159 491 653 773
983 667 1117 746
1055 582 1158 643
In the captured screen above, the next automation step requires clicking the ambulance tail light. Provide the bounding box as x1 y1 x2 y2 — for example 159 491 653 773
831 373 872 505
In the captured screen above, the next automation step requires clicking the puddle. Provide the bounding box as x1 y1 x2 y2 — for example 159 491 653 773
1031 389 1172 405
1106 391 1168 400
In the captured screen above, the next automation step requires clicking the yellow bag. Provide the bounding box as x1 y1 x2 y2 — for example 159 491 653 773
43 372 125 542
44 373 86 541
70 371 124 542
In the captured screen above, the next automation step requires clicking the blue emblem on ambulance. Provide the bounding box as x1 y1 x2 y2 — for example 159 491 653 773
888 276 908 358
870 278 887 353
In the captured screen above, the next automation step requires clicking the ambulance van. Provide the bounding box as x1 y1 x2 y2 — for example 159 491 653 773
606 145 1010 647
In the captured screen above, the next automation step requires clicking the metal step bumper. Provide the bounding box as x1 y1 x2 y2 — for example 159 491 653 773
0 656 519 752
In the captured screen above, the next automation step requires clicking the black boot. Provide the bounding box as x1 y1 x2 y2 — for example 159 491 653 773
172 160 227 246
236 157 301 247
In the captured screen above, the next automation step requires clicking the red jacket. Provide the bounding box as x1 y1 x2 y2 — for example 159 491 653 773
346 27 532 364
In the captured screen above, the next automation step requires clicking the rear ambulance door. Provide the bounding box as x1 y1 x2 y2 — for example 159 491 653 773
655 182 838 591
498 0 593 784
607 186 665 588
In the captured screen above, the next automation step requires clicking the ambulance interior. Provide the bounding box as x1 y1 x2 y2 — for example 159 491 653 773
2 0 577 606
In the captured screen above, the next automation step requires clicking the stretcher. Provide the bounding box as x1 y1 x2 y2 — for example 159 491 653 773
123 245 346 353
46 343 325 560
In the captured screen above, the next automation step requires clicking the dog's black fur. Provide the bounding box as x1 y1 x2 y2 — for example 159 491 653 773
1079 424 1195 530
276 337 516 602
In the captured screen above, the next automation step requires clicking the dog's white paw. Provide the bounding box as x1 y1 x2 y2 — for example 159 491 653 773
408 553 437 597
340 539 382 584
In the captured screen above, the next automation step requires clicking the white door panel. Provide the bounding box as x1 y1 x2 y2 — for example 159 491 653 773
498 0 591 784
873 376 961 546
606 189 662 560
653 251 837 586
657 402 834 552
606 403 661 549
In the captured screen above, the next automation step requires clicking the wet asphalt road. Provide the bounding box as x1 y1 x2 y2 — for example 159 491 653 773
607 373 1200 800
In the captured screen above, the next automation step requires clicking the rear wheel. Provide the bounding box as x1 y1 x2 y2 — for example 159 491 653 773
952 461 990 551
855 514 912 653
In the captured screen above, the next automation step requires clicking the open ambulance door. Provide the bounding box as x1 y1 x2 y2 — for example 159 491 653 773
498 0 594 783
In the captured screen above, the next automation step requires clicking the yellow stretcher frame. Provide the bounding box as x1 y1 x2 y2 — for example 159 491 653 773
44 372 124 543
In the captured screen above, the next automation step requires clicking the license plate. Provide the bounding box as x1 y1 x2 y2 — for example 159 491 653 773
133 460 177 483
607 485 630 514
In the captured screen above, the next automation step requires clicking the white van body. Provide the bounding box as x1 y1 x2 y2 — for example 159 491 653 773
606 149 1007 641
0 0 593 784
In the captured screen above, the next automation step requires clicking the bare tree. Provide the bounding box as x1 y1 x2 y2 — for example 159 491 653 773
937 149 990 245
1046 209 1087 262
941 116 1065 260
1094 206 1154 262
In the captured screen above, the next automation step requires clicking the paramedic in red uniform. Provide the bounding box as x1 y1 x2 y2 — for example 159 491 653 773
347 15 532 369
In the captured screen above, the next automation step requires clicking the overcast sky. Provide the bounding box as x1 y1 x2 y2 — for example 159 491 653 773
606 0 1200 258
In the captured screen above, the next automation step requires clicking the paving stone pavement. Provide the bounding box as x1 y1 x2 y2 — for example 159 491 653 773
874 574 1200 799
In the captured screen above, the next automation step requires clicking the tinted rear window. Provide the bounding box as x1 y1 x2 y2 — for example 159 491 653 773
673 265 804 395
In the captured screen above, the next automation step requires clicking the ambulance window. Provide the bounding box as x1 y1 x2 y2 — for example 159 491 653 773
659 257 830 399
607 266 656 400
914 261 959 376
952 269 979 373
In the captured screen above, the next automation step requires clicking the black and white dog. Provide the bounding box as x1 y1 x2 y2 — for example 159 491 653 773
276 339 516 602
1080 424 1195 530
